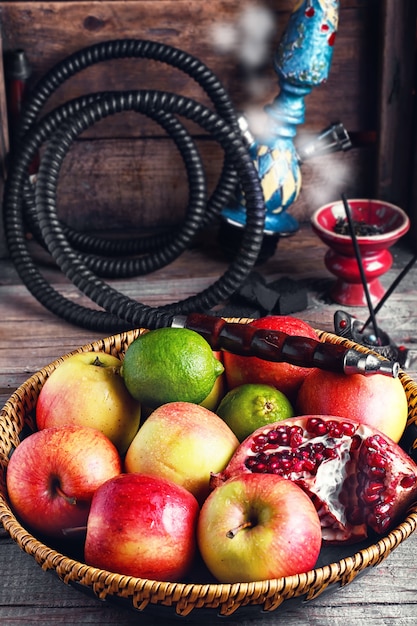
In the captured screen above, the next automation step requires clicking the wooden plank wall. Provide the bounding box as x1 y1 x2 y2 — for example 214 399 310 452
0 0 415 257
376 0 416 214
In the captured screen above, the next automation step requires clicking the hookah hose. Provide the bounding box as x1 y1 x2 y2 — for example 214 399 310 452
4 39 266 333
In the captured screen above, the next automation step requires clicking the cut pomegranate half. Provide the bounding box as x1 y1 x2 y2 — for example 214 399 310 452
211 416 417 543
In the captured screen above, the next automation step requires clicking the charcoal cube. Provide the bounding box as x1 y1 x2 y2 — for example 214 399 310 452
233 272 279 313
268 277 308 314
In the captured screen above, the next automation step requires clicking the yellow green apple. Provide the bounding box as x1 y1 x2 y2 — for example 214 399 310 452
36 351 141 454
124 401 239 503
197 473 322 582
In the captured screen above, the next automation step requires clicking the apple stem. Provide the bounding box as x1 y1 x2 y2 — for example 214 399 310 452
226 520 253 538
91 355 120 375
62 526 87 537
55 484 77 506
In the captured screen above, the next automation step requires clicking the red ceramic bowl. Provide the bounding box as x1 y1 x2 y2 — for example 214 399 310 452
310 199 410 306
311 199 410 256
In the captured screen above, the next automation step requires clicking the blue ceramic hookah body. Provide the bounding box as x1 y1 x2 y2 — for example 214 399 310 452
222 0 340 235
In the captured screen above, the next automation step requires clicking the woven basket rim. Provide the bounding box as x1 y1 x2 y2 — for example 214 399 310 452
1 322 417 618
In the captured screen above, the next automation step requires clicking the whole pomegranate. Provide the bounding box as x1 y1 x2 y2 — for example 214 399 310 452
296 369 408 443
223 316 319 401
211 415 417 543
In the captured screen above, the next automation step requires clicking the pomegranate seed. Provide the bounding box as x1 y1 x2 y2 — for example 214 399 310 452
273 426 291 445
367 434 388 450
323 448 338 460
306 417 328 436
302 458 317 472
401 475 416 489
267 429 282 444
251 434 268 452
367 466 386 479
341 422 357 437
375 501 390 513
366 481 384 494
366 450 387 469
363 483 384 503
279 457 294 471
246 458 259 470
289 427 303 448
370 510 391 532
327 420 344 438
268 460 281 471
292 460 305 472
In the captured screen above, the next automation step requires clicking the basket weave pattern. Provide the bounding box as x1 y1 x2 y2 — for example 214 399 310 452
1 326 417 618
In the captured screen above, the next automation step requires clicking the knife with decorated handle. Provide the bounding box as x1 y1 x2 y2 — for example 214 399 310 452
171 313 399 378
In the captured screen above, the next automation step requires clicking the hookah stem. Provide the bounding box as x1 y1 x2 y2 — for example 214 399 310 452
172 313 399 377
341 193 380 344
361 253 417 333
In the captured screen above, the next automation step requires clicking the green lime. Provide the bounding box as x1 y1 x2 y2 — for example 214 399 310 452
216 383 294 442
121 327 224 408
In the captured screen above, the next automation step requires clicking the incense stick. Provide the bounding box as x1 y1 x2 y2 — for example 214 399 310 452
341 194 380 343
361 253 417 332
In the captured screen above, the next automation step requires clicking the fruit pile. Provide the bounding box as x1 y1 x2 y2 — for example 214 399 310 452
5 316 417 585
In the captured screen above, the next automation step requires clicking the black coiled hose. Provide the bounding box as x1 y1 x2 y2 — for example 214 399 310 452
4 39 266 332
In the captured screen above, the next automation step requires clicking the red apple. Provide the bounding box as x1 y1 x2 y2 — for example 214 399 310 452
223 316 319 401
6 425 122 537
84 473 199 581
197 473 322 582
36 351 142 455
124 401 239 503
296 369 408 442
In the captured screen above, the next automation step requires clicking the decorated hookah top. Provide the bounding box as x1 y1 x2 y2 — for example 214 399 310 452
222 0 350 236
334 310 410 369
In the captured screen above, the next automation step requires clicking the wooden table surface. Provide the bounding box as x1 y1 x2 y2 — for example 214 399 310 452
1 224 416 625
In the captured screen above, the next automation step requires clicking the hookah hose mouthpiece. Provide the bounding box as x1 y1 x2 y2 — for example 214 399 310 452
172 313 400 378
4 39 266 333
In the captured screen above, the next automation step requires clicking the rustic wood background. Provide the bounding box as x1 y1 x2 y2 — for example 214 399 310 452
0 0 416 257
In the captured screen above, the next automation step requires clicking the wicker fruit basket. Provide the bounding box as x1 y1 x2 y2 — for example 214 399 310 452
1 325 417 621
